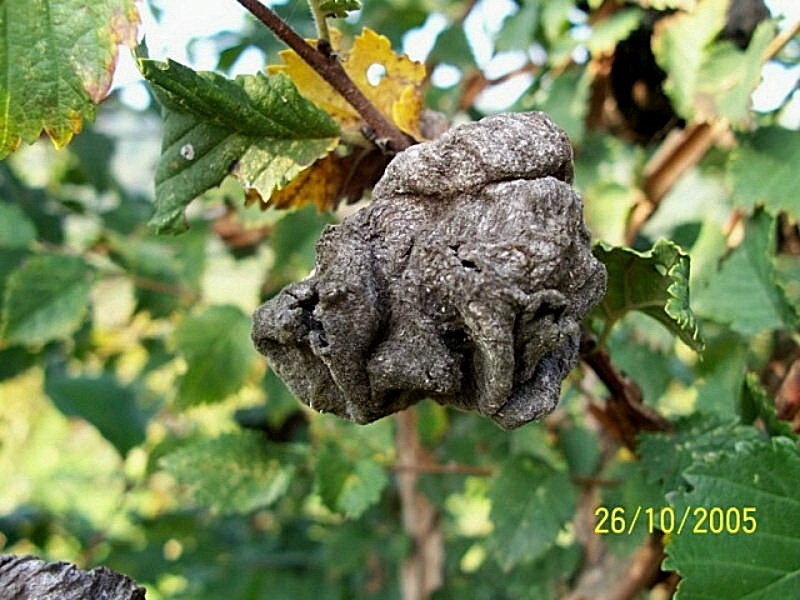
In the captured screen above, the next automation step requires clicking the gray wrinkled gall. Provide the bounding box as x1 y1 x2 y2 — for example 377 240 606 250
252 112 607 429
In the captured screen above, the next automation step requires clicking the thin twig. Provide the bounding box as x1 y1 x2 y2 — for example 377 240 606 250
765 19 800 62
36 240 198 303
627 121 726 244
580 329 672 450
393 462 493 476
234 0 411 152
459 62 539 111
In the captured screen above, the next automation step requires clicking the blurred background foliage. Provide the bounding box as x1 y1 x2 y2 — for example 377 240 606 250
1 0 800 598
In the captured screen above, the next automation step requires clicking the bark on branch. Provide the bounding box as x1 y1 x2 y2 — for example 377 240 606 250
234 0 411 153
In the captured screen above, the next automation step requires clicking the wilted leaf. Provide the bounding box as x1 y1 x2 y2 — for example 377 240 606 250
270 28 426 139
162 432 296 514
140 59 340 233
665 438 800 598
261 148 388 212
593 239 704 351
0 0 139 156
728 126 800 222
174 305 256 406
1 254 93 345
488 457 576 571
45 369 148 456
694 210 799 335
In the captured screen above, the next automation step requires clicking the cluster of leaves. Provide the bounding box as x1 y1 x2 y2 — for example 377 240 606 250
1 0 800 598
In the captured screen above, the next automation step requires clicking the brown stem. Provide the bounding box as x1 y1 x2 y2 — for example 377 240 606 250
234 0 411 152
765 19 800 62
602 534 665 600
393 462 493 476
395 408 444 600
626 121 727 245
625 20 799 245
459 62 539 111
126 274 199 302
580 329 672 450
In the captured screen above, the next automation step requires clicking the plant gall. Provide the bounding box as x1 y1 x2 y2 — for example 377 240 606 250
252 112 607 428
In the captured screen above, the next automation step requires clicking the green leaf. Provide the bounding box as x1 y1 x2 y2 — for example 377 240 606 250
314 440 351 512
693 330 748 416
488 457 576 571
174 305 256 406
607 324 678 403
495 1 539 53
638 415 763 496
139 59 340 233
742 373 796 439
0 346 36 381
314 440 388 519
0 248 28 315
664 438 800 599
108 230 205 319
694 22 774 126
532 68 590 144
161 432 296 515
0 0 139 156
601 459 666 556
694 210 799 335
478 544 582 599
540 0 573 46
338 459 388 519
652 0 729 119
633 0 697 8
575 134 642 244
318 0 362 18
263 368 301 428
1 254 93 346
429 25 474 68
588 9 642 56
44 369 148 456
558 425 600 478
0 203 36 248
593 239 704 351
728 126 800 222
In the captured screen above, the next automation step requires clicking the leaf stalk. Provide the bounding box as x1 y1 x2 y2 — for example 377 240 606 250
307 0 331 43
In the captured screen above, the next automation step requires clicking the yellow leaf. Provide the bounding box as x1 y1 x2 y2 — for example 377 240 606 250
265 154 349 212
269 28 426 140
247 148 389 212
